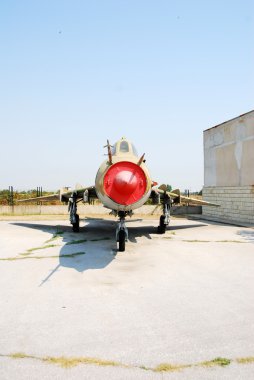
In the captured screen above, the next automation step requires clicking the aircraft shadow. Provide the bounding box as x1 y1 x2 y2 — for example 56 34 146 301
126 223 207 242
11 220 156 284
11 220 207 285
12 220 116 277
237 229 254 243
168 224 207 231
127 225 155 243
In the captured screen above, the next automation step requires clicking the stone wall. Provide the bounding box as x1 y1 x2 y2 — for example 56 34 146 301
203 186 254 224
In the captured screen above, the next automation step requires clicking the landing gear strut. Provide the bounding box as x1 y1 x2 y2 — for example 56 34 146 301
68 192 80 232
158 193 171 234
116 211 129 252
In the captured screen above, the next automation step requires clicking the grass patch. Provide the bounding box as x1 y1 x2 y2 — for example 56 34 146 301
0 252 86 261
27 244 59 252
184 240 210 243
43 356 120 368
20 244 60 256
154 363 189 372
59 252 86 259
66 239 87 245
184 240 245 244
200 357 231 367
4 352 254 372
139 365 150 371
236 357 254 364
90 237 110 242
45 231 64 243
215 240 245 243
10 352 32 359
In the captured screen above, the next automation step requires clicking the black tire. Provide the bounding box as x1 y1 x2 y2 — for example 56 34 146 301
158 215 166 234
72 214 80 232
118 229 126 252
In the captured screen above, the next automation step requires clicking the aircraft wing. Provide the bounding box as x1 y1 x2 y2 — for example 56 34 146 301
60 186 97 202
17 193 60 203
155 186 219 207
17 186 97 203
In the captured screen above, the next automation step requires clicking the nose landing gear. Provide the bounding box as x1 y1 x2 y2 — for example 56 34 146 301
116 211 130 252
118 229 126 252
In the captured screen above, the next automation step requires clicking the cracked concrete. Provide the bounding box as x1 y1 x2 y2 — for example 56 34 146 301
0 217 254 379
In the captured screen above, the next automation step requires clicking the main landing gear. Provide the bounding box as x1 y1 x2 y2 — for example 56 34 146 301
68 192 80 232
116 211 129 252
158 193 171 234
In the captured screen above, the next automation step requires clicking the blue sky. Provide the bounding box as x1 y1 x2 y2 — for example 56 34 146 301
0 0 253 191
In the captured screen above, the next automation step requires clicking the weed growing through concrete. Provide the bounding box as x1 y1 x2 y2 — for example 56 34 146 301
139 365 150 371
184 240 210 243
2 352 254 372
154 363 190 372
59 252 86 259
10 352 31 359
24 244 60 254
183 240 245 243
66 239 87 245
66 237 111 245
19 244 61 256
90 237 111 242
43 356 121 368
200 357 231 367
236 357 254 364
0 252 86 261
215 240 245 243
45 231 64 243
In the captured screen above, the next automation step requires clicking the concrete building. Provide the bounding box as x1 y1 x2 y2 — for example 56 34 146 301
203 110 254 225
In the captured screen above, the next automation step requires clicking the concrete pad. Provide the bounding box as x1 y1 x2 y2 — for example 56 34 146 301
0 217 254 379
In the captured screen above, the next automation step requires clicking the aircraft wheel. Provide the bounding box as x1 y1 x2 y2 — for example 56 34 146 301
158 215 166 234
118 229 126 252
72 214 80 232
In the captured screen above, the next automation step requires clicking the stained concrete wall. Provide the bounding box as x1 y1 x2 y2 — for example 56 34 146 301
203 111 254 224
0 205 161 216
204 111 254 187
0 205 201 216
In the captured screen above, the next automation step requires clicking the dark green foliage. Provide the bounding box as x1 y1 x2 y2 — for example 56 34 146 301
0 189 59 205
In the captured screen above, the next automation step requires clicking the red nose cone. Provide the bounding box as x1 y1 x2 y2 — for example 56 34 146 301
104 162 147 205
114 171 138 194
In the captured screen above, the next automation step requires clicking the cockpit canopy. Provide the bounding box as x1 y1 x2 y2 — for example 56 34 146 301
112 138 138 156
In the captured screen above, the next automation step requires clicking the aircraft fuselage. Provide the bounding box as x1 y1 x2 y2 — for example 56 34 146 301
95 138 152 211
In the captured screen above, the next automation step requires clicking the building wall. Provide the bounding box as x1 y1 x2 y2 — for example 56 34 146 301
203 111 254 224
203 186 254 224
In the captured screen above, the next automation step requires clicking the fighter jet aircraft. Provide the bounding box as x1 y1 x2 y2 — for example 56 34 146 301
19 137 218 251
